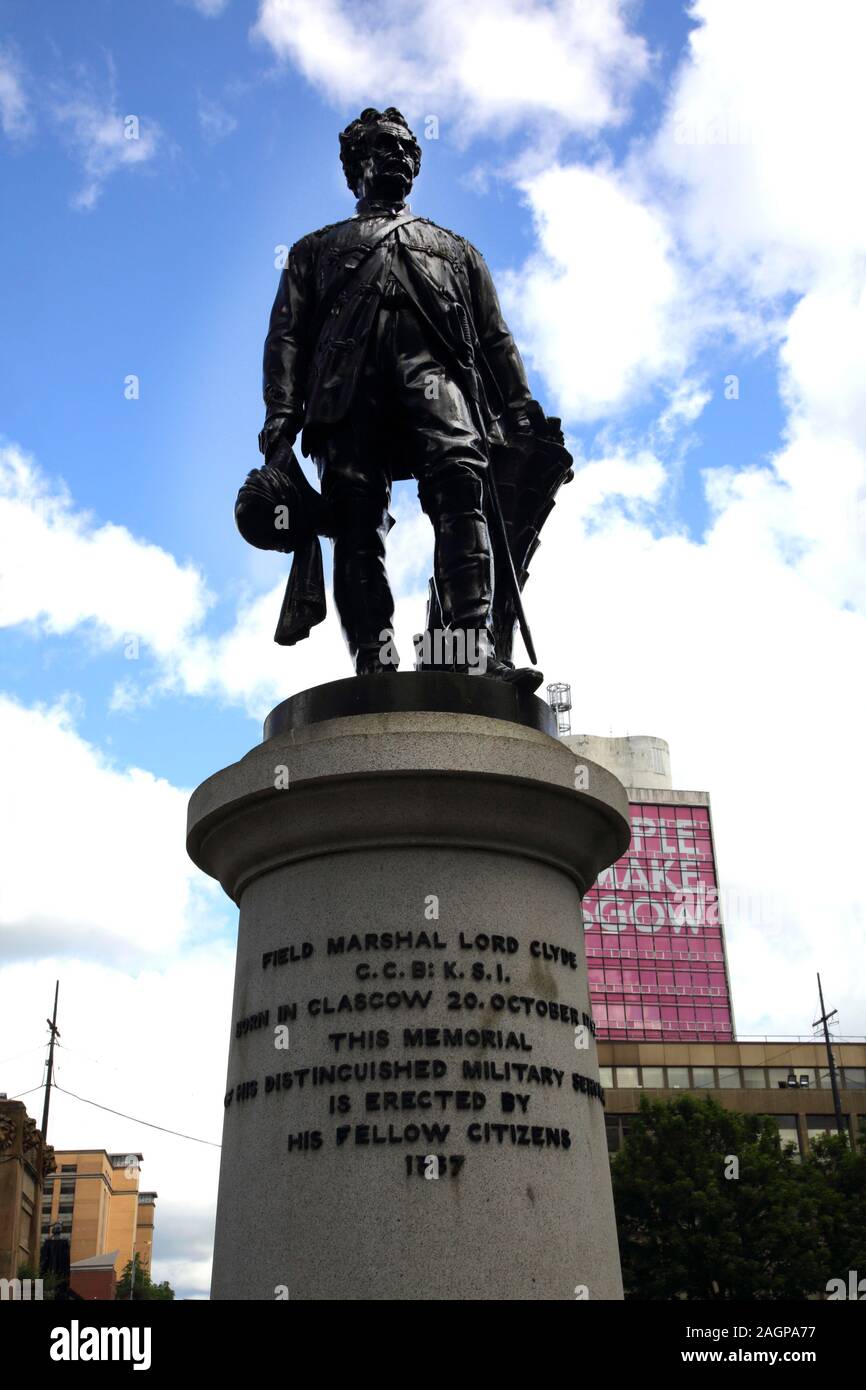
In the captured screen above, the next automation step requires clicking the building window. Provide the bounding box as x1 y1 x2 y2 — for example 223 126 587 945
766 1068 814 1090
741 1067 765 1088
758 1114 800 1157
768 1068 796 1089
615 1066 640 1088
843 1068 866 1090
598 1067 613 1089
807 1115 847 1147
60 1164 76 1173
667 1067 689 1089
641 1066 665 1088
692 1067 715 1089
605 1116 638 1154
773 1116 801 1157
717 1066 741 1088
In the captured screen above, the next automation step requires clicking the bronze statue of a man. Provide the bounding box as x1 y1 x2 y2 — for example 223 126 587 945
248 107 569 691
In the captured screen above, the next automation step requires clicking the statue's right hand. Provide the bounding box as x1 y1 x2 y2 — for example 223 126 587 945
258 413 301 458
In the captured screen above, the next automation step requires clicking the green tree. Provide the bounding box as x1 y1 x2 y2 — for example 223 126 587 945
611 1095 846 1299
116 1258 175 1301
802 1129 866 1284
17 1260 57 1300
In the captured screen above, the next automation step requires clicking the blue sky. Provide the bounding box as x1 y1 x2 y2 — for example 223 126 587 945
1 0 864 1297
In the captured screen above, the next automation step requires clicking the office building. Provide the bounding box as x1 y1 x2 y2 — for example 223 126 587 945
40 1149 157 1282
550 714 866 1157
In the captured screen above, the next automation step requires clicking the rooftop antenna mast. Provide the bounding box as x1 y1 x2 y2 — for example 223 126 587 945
546 682 572 737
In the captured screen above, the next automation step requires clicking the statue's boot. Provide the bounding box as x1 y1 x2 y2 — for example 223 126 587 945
419 468 542 693
332 498 400 674
459 629 544 694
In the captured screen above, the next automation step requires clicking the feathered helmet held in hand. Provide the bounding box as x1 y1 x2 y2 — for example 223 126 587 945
235 452 334 554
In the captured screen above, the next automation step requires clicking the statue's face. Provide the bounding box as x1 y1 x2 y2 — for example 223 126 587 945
357 122 417 202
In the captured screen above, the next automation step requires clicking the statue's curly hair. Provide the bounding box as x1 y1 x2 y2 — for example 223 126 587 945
339 107 421 194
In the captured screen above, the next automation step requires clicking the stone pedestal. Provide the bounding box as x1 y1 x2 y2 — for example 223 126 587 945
187 675 629 1301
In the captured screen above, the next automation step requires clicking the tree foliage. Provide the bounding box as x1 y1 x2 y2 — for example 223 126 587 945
116 1259 175 1301
611 1095 866 1299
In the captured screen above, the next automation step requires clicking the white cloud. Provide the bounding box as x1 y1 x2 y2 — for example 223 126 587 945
0 444 211 660
253 0 648 136
197 94 237 143
0 694 219 963
652 0 866 296
0 45 31 138
654 378 712 444
500 163 690 421
51 85 160 210
165 575 347 717
568 448 667 516
188 0 230 15
642 0 866 623
0 440 436 721
704 287 866 616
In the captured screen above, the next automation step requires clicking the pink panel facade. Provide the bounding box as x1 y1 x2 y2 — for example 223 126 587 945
582 801 734 1041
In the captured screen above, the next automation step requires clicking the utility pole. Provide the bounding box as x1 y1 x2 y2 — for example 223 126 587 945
41 980 60 1143
814 972 846 1138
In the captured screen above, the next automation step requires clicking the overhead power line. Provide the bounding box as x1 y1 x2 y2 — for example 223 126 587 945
0 1043 46 1066
53 1084 221 1148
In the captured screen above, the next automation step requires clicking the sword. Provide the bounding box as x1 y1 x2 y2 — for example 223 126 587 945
483 456 538 666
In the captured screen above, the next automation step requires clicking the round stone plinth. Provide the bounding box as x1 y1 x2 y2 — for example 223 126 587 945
188 696 629 1301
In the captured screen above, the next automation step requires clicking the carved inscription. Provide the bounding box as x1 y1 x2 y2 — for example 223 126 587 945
226 929 605 1174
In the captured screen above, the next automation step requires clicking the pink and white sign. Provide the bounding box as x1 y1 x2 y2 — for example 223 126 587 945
582 803 734 1041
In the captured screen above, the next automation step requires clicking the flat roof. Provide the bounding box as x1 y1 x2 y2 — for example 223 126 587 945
51 1149 144 1161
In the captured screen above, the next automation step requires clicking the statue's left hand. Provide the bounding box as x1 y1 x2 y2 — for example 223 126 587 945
258 412 302 459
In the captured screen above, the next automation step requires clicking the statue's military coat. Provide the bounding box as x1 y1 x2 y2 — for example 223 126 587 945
263 209 532 476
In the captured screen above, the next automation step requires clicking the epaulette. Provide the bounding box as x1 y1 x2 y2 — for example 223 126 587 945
308 216 356 240
289 217 355 254
415 215 468 246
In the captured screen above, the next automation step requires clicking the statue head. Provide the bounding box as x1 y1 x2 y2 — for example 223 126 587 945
339 107 421 203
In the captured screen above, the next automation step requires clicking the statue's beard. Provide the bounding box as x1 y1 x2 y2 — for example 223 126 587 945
365 161 413 202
